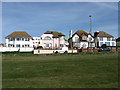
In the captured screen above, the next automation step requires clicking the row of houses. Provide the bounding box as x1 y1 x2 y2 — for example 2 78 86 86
1 29 119 50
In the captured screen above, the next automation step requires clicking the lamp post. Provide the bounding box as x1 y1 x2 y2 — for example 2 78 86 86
89 15 92 34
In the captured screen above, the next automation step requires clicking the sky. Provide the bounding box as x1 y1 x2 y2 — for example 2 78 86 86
2 2 118 43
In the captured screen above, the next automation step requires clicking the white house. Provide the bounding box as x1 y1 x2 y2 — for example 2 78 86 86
5 31 33 48
94 31 116 47
32 37 42 48
69 30 95 49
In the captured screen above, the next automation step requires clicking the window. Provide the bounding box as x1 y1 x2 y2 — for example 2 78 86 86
60 44 64 47
107 37 110 41
105 42 110 46
16 38 20 41
38 42 40 44
25 38 28 41
55 44 57 47
46 44 49 47
16 44 20 47
8 44 14 47
22 38 24 41
89 37 92 41
44 36 51 40
82 36 87 40
89 43 94 47
49 43 52 47
100 42 103 46
22 45 24 47
25 44 29 47
112 42 115 46
9 38 13 41
99 37 103 41
13 38 15 41
73 43 80 47
75 37 79 42
59 37 63 40
82 43 87 48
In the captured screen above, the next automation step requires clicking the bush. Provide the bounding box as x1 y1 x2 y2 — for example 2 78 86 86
37 46 43 49
101 44 106 48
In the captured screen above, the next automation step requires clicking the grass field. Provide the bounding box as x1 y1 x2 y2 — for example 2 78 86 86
2 52 118 88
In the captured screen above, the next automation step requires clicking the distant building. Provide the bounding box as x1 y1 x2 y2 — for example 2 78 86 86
32 37 42 48
94 31 116 47
116 37 120 46
69 30 95 49
0 43 4 47
40 31 67 49
5 31 33 47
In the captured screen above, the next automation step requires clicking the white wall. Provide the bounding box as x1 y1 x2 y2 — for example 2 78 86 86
6 38 33 47
72 34 79 42
0 47 34 52
98 37 116 46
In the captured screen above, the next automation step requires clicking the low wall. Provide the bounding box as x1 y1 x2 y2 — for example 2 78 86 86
0 47 34 52
19 48 34 52
34 49 78 54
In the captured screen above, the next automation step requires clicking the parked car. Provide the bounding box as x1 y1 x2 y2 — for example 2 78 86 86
53 47 68 53
98 48 110 52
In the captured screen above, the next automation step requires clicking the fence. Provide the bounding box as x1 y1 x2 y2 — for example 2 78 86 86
34 49 78 54
79 47 120 53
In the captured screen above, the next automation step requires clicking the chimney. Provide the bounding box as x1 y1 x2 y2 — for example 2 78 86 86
69 29 72 38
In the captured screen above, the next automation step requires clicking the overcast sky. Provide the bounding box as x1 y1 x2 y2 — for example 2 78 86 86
2 2 118 43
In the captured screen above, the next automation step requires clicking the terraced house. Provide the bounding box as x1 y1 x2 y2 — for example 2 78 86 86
94 31 116 47
5 31 33 47
40 31 68 49
69 30 95 49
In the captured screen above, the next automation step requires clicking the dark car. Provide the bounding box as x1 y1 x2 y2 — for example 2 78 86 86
98 48 110 52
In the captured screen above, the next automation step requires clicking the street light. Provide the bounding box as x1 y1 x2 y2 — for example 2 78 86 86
89 15 92 34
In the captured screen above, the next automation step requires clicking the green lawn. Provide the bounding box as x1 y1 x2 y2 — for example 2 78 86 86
2 52 118 88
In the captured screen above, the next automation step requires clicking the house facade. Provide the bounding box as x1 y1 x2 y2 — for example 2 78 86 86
40 31 66 49
116 37 120 46
0 43 4 47
5 31 33 47
94 31 116 47
69 30 95 49
32 37 42 48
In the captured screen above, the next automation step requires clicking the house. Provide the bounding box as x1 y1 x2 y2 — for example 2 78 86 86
0 43 4 47
116 37 120 46
94 31 116 47
40 31 67 49
69 30 95 49
32 37 42 48
5 31 33 47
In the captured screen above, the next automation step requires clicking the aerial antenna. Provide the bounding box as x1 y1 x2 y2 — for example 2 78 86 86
89 15 92 34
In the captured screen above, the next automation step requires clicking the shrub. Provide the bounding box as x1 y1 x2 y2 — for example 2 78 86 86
37 46 43 49
101 44 106 48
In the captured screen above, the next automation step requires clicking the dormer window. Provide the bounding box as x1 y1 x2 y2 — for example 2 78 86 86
44 36 51 40
82 36 87 40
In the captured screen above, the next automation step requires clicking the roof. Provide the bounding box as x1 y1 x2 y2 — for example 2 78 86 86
95 31 113 38
5 31 32 38
116 37 120 42
73 30 88 37
44 31 65 38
